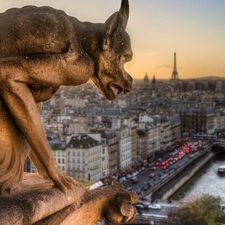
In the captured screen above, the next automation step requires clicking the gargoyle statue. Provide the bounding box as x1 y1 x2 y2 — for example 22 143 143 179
0 0 133 194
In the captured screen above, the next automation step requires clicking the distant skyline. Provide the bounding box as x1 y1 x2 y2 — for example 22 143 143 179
1 0 225 79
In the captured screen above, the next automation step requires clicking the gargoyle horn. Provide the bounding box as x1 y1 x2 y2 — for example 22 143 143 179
119 0 129 30
104 0 129 41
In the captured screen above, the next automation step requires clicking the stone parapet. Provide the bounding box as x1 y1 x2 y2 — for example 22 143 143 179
0 173 138 225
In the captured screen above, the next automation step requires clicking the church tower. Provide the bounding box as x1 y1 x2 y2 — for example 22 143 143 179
152 74 156 85
143 72 149 84
170 52 180 81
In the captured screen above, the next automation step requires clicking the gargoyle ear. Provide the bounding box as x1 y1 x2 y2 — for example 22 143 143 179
103 0 129 49
104 12 120 40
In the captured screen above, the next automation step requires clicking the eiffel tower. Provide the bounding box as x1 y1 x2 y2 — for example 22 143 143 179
170 52 180 81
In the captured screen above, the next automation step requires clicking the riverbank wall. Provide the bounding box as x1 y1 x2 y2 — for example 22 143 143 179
144 150 214 200
160 151 214 199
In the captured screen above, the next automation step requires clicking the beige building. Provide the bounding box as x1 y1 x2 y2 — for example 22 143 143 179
66 134 102 183
116 127 132 170
90 129 118 175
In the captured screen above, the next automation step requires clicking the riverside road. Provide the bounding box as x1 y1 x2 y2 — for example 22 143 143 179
121 141 219 218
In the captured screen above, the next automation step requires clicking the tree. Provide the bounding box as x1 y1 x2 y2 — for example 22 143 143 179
169 194 225 225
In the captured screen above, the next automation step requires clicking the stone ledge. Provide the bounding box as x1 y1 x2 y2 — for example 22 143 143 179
0 173 86 225
0 173 138 225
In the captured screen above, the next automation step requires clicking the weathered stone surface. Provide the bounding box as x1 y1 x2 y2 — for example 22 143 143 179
0 0 136 224
0 0 132 195
0 175 138 225
0 0 138 225
34 181 138 225
0 173 86 224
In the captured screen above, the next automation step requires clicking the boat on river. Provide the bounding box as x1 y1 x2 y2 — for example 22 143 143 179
217 164 225 174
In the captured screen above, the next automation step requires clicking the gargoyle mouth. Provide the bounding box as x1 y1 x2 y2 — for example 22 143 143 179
111 83 131 97
91 75 132 101
111 84 124 96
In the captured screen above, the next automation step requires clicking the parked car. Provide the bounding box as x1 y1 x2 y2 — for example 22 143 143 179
119 177 127 183
148 204 161 210
133 171 139 176
126 174 133 179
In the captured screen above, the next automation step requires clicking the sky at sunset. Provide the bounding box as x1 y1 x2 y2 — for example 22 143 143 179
1 0 225 80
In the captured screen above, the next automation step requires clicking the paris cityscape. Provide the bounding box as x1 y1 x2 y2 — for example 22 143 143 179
21 52 225 224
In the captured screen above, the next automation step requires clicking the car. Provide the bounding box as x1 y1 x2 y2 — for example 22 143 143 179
126 174 133 179
160 160 168 166
148 173 155 178
141 185 149 191
133 171 139 176
136 209 143 215
135 204 144 210
161 166 167 170
126 187 132 191
173 157 178 162
151 167 157 171
119 177 126 183
148 204 161 210
137 201 152 209
154 162 159 166
136 189 142 195
131 177 139 184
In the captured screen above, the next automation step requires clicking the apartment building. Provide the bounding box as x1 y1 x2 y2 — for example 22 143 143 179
50 139 67 173
116 127 132 170
66 134 102 183
90 129 118 175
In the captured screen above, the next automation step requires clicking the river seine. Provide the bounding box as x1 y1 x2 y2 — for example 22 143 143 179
171 153 225 201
